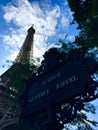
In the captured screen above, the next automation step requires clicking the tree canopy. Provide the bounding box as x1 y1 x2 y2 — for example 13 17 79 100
67 0 98 48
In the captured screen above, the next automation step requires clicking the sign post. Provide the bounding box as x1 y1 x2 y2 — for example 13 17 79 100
19 47 98 130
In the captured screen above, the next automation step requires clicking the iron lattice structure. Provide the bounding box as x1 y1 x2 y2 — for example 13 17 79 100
0 27 35 130
15 27 35 64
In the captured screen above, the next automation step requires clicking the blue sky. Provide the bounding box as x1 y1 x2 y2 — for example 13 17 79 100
0 0 79 75
0 0 98 129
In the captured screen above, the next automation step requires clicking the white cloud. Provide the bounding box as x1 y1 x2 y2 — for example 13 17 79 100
6 49 19 62
2 0 71 62
3 30 25 48
67 35 75 42
60 14 69 28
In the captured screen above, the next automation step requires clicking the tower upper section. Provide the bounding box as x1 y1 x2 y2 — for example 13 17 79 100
15 26 35 64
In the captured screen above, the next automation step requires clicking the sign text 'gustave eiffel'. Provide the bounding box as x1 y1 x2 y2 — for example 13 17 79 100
29 75 78 103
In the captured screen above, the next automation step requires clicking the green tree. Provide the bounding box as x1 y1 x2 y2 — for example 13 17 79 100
67 0 98 48
60 0 98 129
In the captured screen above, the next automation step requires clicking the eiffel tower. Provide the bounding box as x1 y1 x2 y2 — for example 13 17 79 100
0 27 35 130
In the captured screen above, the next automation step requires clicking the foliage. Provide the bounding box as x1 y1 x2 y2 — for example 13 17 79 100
65 103 97 130
60 0 98 129
67 0 98 49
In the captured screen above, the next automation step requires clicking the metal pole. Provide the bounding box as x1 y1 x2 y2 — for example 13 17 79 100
40 105 63 130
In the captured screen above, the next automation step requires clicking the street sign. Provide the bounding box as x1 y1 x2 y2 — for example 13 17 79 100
19 48 98 130
21 58 90 117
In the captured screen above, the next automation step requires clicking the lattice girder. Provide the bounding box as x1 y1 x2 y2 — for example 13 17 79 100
0 91 19 130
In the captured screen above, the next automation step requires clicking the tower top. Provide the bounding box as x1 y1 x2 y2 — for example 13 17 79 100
28 26 35 34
